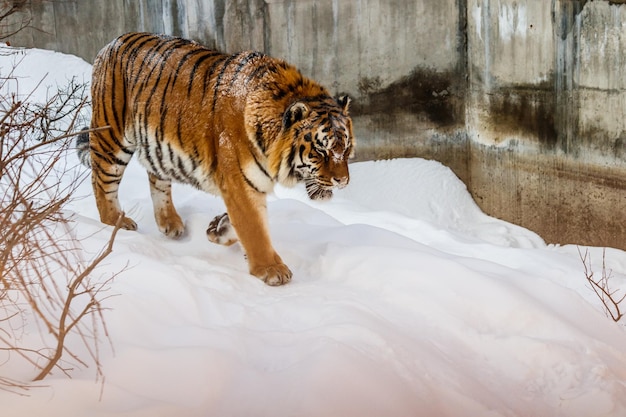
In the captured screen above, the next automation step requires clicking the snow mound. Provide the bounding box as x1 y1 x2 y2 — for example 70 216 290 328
2 46 626 417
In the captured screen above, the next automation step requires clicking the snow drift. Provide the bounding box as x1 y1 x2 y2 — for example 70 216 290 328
2 46 626 417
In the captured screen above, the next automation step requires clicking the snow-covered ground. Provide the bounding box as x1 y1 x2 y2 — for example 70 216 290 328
2 47 626 417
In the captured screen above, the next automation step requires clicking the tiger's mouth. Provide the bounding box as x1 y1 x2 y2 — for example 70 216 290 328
305 179 334 201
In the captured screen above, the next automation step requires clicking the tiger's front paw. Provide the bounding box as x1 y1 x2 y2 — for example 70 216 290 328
250 263 293 286
207 213 238 246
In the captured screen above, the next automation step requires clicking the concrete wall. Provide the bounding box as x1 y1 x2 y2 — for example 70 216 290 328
467 0 626 249
2 0 625 250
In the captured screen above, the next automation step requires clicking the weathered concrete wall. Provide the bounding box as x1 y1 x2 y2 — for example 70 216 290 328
3 0 471 181
262 0 468 181
2 0 625 250
467 0 626 249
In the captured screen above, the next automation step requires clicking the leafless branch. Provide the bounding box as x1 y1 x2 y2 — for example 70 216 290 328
1 55 123 392
579 247 625 323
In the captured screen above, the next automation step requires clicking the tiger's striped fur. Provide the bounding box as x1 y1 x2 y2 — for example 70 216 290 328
77 32 355 285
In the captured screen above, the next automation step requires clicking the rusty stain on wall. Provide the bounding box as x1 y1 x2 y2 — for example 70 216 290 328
352 68 465 129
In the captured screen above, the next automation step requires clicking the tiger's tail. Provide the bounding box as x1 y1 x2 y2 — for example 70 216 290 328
76 127 91 168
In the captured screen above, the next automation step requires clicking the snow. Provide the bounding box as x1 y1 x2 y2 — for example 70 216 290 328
2 46 626 417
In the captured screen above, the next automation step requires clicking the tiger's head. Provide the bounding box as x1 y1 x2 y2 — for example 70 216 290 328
282 95 355 201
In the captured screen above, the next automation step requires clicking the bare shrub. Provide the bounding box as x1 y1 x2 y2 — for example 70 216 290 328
579 247 625 323
1 54 121 393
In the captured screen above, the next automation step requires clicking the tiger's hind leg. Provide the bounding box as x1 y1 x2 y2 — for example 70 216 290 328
90 130 138 231
206 213 238 246
148 173 185 239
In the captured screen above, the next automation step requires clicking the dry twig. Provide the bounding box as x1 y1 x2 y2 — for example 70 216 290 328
579 247 625 323
1 57 122 390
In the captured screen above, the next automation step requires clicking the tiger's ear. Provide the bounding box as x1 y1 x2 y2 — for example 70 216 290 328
336 94 351 114
283 102 310 129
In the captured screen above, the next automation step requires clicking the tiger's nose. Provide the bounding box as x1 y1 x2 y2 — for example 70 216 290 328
332 176 349 188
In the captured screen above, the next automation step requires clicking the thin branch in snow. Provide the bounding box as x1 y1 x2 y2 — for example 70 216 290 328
579 247 624 323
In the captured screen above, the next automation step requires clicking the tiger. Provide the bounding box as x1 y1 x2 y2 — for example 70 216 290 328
76 32 355 286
